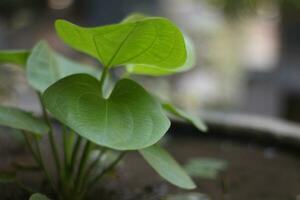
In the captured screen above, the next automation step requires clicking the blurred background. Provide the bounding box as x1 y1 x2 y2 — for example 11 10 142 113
1 0 300 123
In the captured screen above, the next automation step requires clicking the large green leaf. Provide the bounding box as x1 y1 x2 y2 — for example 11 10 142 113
126 35 195 76
162 103 207 132
55 17 186 69
139 145 196 189
0 50 30 67
26 41 101 92
43 74 170 150
0 105 48 135
29 193 50 200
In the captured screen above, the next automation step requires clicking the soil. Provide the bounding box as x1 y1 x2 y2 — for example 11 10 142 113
1 123 300 200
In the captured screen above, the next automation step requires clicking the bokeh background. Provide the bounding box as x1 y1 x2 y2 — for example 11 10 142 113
1 0 300 123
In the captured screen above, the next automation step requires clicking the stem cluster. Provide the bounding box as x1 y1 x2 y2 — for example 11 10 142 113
21 67 126 200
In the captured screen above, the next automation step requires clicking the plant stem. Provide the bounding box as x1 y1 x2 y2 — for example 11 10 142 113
63 126 68 170
74 141 92 192
99 66 109 96
86 152 126 191
23 133 57 193
78 149 106 192
38 93 61 179
63 125 74 173
69 136 82 175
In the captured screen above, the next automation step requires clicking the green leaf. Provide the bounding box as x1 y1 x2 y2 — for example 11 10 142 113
0 171 16 183
162 103 207 132
0 105 48 135
43 74 170 150
139 145 196 189
26 41 101 92
184 158 228 179
0 50 30 67
126 35 195 76
29 193 50 200
55 17 186 69
166 193 210 200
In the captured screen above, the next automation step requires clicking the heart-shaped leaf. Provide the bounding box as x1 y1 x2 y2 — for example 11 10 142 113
139 145 196 189
27 41 101 92
0 50 30 67
126 35 195 76
55 17 186 69
0 105 48 135
43 74 170 150
162 103 207 132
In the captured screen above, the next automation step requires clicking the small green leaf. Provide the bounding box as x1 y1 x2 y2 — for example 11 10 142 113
26 41 101 92
0 50 30 67
139 145 196 189
162 103 207 132
184 158 228 179
29 193 50 200
0 171 16 183
166 193 210 200
55 17 186 69
43 74 170 150
126 35 195 76
0 105 48 135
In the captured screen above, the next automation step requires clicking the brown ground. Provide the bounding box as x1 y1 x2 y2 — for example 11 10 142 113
1 125 300 200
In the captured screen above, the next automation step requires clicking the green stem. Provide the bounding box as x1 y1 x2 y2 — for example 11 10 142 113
99 66 109 96
63 125 74 174
74 141 92 192
69 136 82 175
86 152 125 191
78 149 106 192
23 133 57 193
38 93 61 179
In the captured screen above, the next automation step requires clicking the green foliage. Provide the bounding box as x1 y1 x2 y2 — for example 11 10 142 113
27 41 100 92
163 103 207 132
0 105 48 135
0 50 30 67
126 35 195 76
140 145 196 189
55 17 186 70
0 13 205 199
185 158 228 179
29 193 50 200
43 74 170 150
